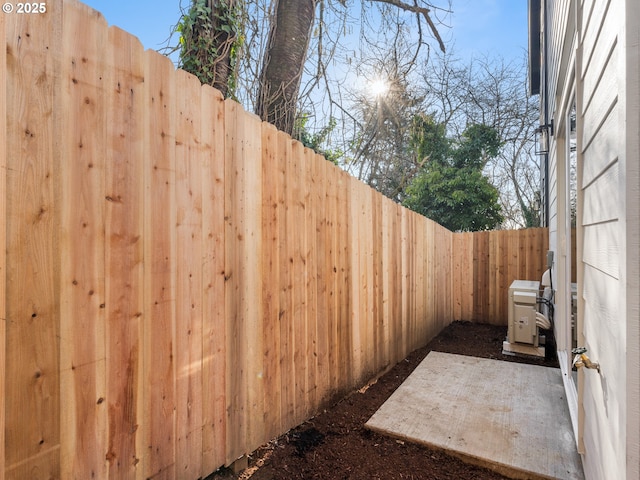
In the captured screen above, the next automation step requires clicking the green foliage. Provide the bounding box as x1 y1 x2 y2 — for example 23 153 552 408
409 114 449 165
176 0 241 95
295 115 343 165
452 124 501 169
403 115 504 232
404 164 504 231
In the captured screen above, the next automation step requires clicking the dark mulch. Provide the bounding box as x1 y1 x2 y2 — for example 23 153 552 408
207 321 558 480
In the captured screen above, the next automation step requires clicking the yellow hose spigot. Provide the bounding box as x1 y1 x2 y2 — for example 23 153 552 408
572 347 600 373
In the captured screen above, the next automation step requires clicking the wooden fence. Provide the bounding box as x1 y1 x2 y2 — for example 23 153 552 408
0 1 548 479
452 228 550 324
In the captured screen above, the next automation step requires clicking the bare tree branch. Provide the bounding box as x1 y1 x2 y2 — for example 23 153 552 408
367 0 446 52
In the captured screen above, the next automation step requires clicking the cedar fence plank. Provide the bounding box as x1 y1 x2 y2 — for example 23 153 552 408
242 111 264 455
336 170 352 391
303 147 318 416
201 84 227 473
5 5 62 478
59 3 108 478
371 192 383 370
0 8 6 478
174 69 204 479
326 163 340 396
290 140 307 424
277 131 295 434
104 25 145 480
313 155 330 406
224 99 246 466
261 122 282 443
142 48 178 480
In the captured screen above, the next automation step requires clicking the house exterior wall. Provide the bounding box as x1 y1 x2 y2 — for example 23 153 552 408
579 0 625 477
540 0 640 479
623 0 640 477
543 0 575 429
544 0 571 300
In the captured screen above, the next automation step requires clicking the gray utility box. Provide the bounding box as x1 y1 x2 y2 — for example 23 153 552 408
503 280 545 358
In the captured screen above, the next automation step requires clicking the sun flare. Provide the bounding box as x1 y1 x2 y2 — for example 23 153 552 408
369 78 389 97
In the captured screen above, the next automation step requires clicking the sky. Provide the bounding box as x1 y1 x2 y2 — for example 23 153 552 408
81 0 530 65
446 0 529 62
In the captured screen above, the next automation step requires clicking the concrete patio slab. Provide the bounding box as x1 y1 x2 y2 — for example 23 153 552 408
365 352 584 480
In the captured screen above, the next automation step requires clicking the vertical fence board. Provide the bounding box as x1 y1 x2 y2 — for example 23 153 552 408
371 192 383 370
313 155 329 406
5 5 62 479
260 122 281 444
393 204 403 364
336 170 352 391
495 230 508 323
242 112 264 455
413 214 420 346
498 231 508 321
350 178 363 382
224 99 245 465
368 189 376 371
443 226 454 328
488 231 497 323
476 231 490 322
430 223 439 337
201 85 227 473
452 234 473 319
434 223 443 337
0 9 6 478
393 202 402 364
417 216 427 345
347 177 358 381
365 187 376 377
277 132 295 433
425 218 433 342
380 198 391 368
401 209 410 355
289 140 307 423
489 230 500 323
224 103 265 462
463 232 474 320
365 184 375 378
59 3 108 478
326 163 339 396
174 70 204 478
507 230 520 320
526 227 537 278
418 222 432 340
410 213 418 349
104 26 145 479
452 232 462 320
224 100 247 464
414 214 420 346
356 181 368 380
142 50 177 479
303 147 318 416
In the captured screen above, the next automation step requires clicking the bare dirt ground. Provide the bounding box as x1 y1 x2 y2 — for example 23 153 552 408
207 321 558 480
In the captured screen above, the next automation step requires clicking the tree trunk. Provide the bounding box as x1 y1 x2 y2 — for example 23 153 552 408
257 0 318 134
182 0 237 97
208 0 236 96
